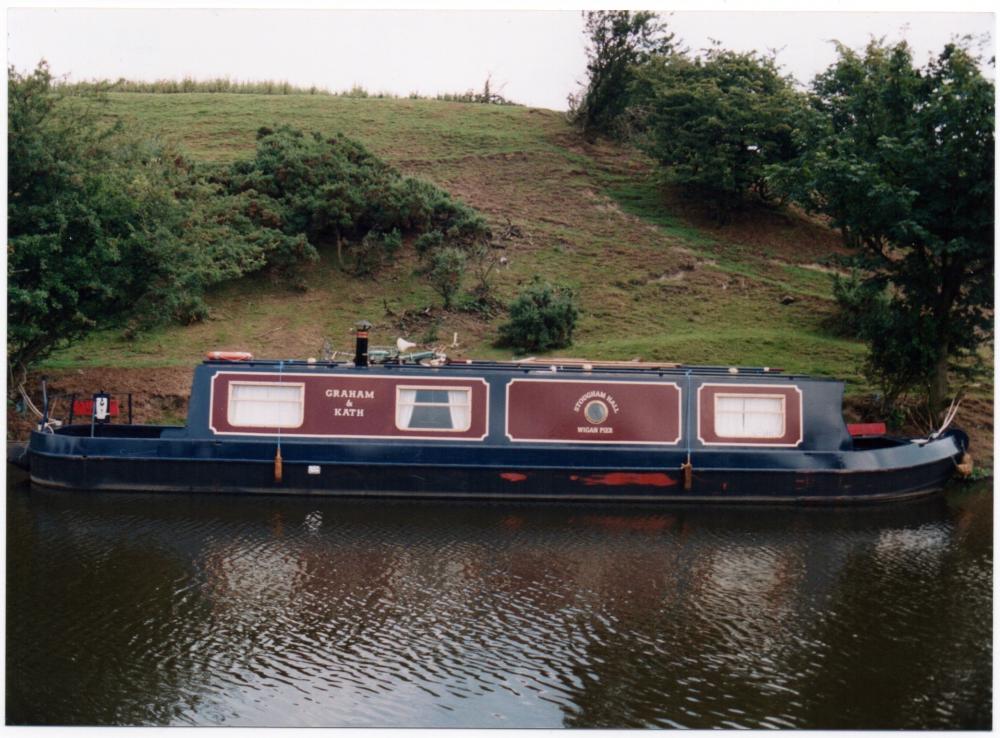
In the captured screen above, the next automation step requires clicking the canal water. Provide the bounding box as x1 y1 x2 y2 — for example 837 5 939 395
5 476 992 728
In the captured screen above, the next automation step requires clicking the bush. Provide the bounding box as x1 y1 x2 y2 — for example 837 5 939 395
415 230 444 258
7 62 307 372
467 242 502 311
218 126 489 270
830 271 890 339
428 247 468 308
570 11 676 137
435 75 519 105
772 38 994 416
352 229 401 277
7 64 495 378
831 271 940 415
862 304 940 417
635 47 809 219
497 280 579 353
443 208 490 245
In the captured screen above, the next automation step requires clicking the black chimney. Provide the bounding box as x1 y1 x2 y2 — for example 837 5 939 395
354 320 372 367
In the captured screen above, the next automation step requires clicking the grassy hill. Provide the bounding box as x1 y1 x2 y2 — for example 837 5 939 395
20 92 993 470
51 93 862 373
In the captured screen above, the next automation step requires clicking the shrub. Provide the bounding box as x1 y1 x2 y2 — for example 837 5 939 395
428 247 468 308
444 208 491 245
830 271 889 339
772 38 994 416
218 126 489 270
435 75 519 105
7 62 309 372
635 47 809 219
497 280 579 353
465 242 503 315
415 230 444 258
570 11 676 137
352 229 401 277
7 65 495 377
831 271 945 416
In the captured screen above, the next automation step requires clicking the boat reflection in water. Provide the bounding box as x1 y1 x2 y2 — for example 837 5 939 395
6 479 991 728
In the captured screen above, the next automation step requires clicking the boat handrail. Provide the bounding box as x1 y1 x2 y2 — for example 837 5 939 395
201 356 818 378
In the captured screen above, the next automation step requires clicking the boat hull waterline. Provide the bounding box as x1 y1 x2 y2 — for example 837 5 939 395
27 441 962 503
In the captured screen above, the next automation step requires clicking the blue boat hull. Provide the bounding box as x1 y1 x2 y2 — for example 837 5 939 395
26 426 967 504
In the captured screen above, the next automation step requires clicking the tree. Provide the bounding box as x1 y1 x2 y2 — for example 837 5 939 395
7 64 495 385
428 247 467 309
570 11 676 137
352 229 401 278
7 63 311 379
496 279 579 353
772 39 994 415
8 63 203 375
635 46 809 218
468 242 501 309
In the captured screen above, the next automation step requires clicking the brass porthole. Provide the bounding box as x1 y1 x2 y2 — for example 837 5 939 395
584 399 609 425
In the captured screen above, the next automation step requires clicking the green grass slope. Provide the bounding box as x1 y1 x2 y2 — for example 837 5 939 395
52 92 866 383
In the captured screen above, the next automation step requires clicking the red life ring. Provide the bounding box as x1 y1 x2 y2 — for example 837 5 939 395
205 351 254 361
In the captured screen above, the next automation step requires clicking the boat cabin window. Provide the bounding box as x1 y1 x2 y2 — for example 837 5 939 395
228 382 304 428
714 394 785 438
396 387 471 431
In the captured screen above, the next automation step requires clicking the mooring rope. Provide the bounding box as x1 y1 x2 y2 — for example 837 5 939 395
13 366 43 419
17 383 42 419
912 395 963 445
15 376 61 431
931 396 962 439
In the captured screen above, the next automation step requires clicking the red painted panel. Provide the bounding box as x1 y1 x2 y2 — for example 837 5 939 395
209 372 488 440
506 379 681 444
697 384 802 446
847 422 887 437
73 399 120 417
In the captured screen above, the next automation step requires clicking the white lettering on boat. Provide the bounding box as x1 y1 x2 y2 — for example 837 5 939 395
324 388 374 420
325 389 376 399
573 390 619 414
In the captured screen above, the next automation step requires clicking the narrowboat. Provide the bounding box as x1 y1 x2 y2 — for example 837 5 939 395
21 324 971 503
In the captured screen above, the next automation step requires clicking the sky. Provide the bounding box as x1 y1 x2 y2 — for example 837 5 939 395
5 5 997 111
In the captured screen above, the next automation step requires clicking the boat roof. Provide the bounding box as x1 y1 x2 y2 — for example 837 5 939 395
201 356 834 381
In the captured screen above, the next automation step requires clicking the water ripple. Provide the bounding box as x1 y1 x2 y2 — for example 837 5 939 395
6 483 992 728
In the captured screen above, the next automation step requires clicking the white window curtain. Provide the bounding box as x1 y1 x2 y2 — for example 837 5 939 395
396 388 470 430
448 390 470 430
716 395 784 438
229 383 303 427
396 389 417 428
